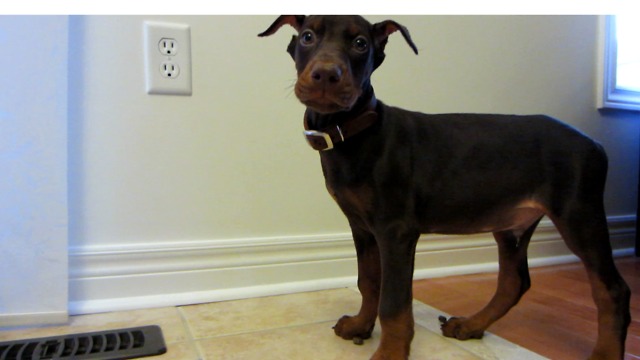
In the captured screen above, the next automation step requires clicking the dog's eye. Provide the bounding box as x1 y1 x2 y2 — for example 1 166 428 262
353 36 368 52
300 30 316 46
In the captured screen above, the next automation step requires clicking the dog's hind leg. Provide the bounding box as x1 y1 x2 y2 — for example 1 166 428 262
548 144 630 359
334 227 381 343
440 218 540 340
551 206 630 360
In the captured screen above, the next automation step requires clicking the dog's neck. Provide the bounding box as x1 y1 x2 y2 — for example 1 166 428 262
304 86 377 131
302 86 379 151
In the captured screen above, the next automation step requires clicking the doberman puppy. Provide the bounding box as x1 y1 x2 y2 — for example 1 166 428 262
259 15 631 360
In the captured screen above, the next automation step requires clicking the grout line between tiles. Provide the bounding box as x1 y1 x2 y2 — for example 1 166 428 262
177 306 205 360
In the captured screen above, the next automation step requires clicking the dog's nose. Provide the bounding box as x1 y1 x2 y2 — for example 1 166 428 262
310 63 343 85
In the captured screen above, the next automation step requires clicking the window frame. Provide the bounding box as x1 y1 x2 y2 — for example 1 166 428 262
597 15 640 112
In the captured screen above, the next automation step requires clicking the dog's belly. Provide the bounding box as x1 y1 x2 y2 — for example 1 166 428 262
422 200 546 236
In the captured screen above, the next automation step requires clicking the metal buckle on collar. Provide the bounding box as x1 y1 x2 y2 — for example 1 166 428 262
303 130 334 151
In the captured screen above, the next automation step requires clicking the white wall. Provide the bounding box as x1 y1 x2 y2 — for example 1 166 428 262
0 16 69 327
68 16 344 247
67 16 638 313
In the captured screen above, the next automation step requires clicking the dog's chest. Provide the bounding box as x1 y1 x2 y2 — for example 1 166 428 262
327 183 375 225
321 154 375 222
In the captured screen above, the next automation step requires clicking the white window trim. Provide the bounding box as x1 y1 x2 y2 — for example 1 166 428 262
596 15 640 112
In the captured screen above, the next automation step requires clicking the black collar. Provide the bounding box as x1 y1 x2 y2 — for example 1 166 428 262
303 97 378 151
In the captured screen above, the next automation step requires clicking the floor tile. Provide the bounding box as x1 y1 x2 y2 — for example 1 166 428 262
412 300 547 360
196 320 481 360
0 289 548 360
0 307 188 345
180 288 361 339
155 341 200 360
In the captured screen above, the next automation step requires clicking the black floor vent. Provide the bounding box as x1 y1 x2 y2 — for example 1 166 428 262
0 325 166 360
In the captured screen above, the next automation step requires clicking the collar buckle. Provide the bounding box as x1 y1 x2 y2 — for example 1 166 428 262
303 130 334 151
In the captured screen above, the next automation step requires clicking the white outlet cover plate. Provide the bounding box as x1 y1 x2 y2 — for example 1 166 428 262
144 21 192 96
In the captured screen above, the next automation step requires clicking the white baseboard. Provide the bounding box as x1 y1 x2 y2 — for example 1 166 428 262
68 215 636 315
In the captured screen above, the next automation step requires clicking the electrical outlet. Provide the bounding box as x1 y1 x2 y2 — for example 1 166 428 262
158 38 178 56
160 61 180 78
144 21 192 95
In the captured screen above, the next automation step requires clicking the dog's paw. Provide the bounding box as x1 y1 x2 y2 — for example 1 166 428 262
439 316 485 340
333 315 375 344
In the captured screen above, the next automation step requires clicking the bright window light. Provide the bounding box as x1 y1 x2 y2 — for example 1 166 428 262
615 15 640 92
598 15 640 111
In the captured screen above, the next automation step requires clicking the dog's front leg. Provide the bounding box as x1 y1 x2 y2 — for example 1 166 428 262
372 226 420 360
334 227 380 343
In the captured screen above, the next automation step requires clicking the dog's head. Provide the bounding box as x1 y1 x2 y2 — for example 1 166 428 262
259 15 418 114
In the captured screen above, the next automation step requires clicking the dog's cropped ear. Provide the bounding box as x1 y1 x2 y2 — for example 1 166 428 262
259 16 306 59
372 20 418 69
372 20 418 54
257 15 306 37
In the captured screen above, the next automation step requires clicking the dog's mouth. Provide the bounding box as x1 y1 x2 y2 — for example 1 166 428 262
294 85 360 114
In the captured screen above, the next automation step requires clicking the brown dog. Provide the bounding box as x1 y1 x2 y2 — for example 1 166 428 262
259 15 630 359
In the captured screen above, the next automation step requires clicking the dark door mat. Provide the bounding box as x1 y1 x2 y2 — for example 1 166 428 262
0 325 166 360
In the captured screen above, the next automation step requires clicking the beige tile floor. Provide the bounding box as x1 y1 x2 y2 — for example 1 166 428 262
0 288 546 359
